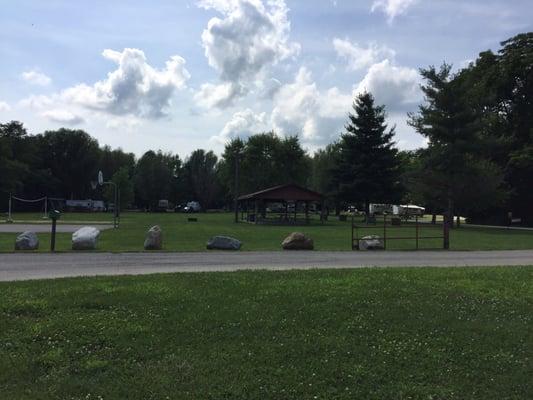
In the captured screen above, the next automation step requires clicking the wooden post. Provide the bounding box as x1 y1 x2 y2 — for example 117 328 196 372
351 213 355 249
415 215 419 250
7 193 12 222
383 214 387 250
50 217 57 252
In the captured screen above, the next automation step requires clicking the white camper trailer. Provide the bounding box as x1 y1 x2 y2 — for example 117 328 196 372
369 203 393 215
393 204 425 218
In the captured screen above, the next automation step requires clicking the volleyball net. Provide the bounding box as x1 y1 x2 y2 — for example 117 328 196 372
6 194 48 222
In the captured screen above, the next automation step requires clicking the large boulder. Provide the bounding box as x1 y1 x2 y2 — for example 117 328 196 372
72 227 100 250
282 232 314 250
206 235 242 250
144 225 163 250
15 231 39 250
359 235 384 250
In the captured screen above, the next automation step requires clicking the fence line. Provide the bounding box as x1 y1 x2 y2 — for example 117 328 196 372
351 214 447 250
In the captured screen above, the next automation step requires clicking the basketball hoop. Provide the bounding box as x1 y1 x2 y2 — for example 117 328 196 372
98 171 104 186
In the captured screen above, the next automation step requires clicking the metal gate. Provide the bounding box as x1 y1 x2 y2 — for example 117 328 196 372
351 214 448 250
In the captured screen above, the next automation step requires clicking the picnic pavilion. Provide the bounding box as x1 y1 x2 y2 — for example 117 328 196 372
237 184 324 224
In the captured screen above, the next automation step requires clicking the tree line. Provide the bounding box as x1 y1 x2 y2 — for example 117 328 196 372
1 33 531 224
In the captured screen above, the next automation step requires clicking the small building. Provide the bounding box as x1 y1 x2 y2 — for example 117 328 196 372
237 184 324 225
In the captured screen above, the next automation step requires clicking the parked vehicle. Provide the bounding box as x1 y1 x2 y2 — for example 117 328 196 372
156 199 170 212
92 200 105 212
369 203 393 215
393 204 425 218
65 199 106 212
183 201 201 213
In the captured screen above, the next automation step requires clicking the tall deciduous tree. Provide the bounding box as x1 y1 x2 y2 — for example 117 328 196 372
335 92 402 213
310 142 341 212
182 149 220 209
408 64 506 225
219 132 309 198
458 33 533 223
37 128 100 199
134 151 176 210
0 122 31 203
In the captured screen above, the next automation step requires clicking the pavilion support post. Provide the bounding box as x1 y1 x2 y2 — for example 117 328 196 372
294 200 297 224
254 200 258 224
305 201 309 224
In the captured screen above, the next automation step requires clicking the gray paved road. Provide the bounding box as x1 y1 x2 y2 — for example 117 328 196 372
1 250 532 281
0 224 113 233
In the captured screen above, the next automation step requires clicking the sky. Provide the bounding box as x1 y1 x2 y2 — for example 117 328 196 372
1 0 532 158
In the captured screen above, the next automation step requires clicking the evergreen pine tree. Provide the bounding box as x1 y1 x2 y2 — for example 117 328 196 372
336 92 402 213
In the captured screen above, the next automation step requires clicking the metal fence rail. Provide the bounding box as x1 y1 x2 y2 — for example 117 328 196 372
351 214 447 250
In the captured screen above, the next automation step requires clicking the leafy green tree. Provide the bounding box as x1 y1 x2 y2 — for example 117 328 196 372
35 128 100 199
219 132 310 201
310 142 341 212
99 146 135 181
182 149 220 209
134 151 176 209
335 92 402 213
0 122 31 204
219 137 246 205
409 64 506 225
458 33 533 223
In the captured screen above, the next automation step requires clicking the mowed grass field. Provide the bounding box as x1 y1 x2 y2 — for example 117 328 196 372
1 212 533 252
0 267 531 399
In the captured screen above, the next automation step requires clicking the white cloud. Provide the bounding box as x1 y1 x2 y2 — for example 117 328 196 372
354 59 421 111
271 67 319 139
0 101 11 112
197 0 299 108
106 116 142 131
269 58 421 146
21 70 52 86
62 48 190 118
319 87 353 118
194 82 245 109
333 38 395 71
211 108 267 143
41 109 84 125
271 67 349 144
257 77 282 99
18 94 54 109
371 0 418 23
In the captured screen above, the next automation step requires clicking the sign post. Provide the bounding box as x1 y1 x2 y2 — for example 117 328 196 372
49 210 61 252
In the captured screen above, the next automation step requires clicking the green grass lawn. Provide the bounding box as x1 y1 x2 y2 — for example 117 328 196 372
1 212 533 252
0 267 531 399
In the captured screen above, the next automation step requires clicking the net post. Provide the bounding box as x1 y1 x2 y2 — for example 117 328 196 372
7 193 12 222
